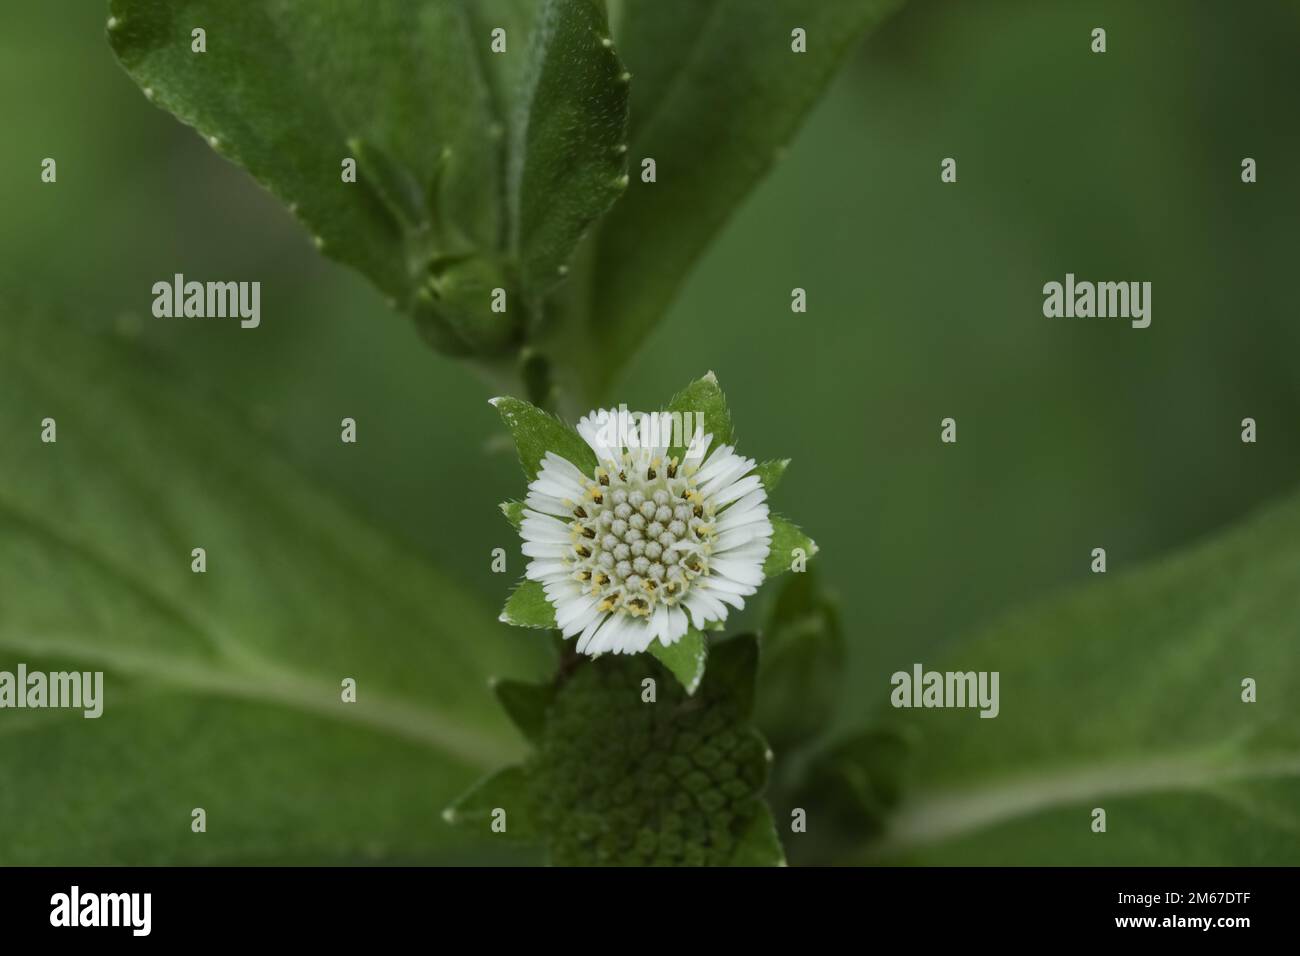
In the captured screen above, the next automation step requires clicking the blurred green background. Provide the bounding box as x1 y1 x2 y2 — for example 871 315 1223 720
3 0 1300 862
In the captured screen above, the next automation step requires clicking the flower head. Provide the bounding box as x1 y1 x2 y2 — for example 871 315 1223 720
519 406 773 655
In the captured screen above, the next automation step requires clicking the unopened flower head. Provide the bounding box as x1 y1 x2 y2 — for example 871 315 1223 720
520 408 773 656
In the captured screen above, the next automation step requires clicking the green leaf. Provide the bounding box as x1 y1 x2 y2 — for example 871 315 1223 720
499 499 526 529
648 628 708 695
490 395 599 479
818 729 914 818
592 0 904 381
469 651 776 865
500 579 557 629
492 679 556 746
869 489 1300 865
463 1 538 132
518 346 554 408
756 459 790 495
779 727 915 865
756 568 844 751
806 729 914 827
763 515 818 578
510 0 630 298
728 802 786 867
665 371 733 459
0 311 548 864
442 766 541 842
108 0 522 355
705 634 760 720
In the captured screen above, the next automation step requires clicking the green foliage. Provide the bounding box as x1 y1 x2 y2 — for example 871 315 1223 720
0 312 547 864
591 0 905 385
871 490 1300 865
783 728 915 865
108 0 900 400
755 568 844 752
493 679 557 746
447 636 784 865
108 0 627 364
510 0 629 299
108 0 514 355
749 566 904 865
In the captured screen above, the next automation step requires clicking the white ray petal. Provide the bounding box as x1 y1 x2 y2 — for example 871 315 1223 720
521 540 570 559
524 560 569 580
710 473 762 508
575 613 611 654
710 557 765 587
666 605 690 643
523 496 570 518
692 446 736 484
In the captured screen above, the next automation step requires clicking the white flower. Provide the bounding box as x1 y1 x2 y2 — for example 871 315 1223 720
519 408 773 656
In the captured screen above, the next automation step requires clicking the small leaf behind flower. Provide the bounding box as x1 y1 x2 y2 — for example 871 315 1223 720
728 803 786 867
499 499 526 529
665 371 734 459
500 579 557 629
490 395 598 478
442 766 541 842
763 515 818 578
755 459 790 494
649 628 708 695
